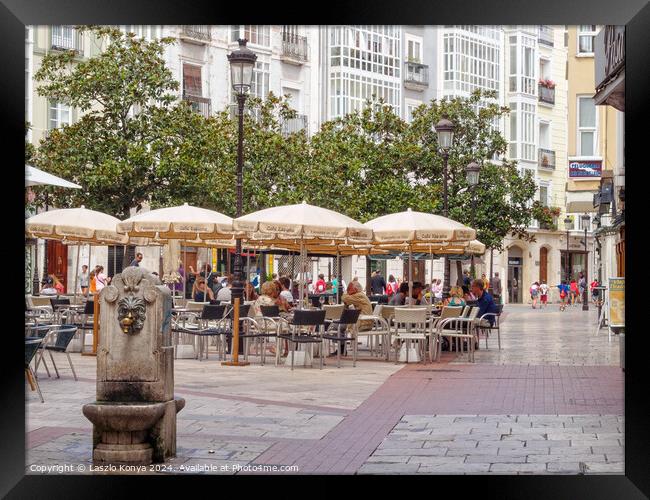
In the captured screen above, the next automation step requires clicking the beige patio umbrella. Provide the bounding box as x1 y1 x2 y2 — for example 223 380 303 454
118 204 238 301
234 202 373 307
26 206 130 300
364 209 476 300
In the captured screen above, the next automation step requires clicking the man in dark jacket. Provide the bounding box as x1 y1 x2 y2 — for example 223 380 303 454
471 279 498 326
370 270 387 295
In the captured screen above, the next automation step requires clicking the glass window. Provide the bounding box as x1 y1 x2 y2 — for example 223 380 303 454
48 100 71 130
231 25 270 46
183 63 202 96
578 25 597 54
539 185 548 206
578 96 597 156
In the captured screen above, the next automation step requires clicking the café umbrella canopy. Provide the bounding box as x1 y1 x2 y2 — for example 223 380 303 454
234 201 373 307
364 209 477 302
117 203 239 302
25 165 81 189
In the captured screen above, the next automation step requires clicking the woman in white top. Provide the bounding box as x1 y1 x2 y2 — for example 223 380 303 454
278 277 294 304
95 266 108 292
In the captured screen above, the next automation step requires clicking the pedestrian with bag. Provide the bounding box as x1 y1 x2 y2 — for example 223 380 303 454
530 281 540 309
539 280 549 309
557 281 570 311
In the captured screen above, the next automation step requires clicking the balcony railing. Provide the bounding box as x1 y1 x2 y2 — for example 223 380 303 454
281 114 308 136
180 25 212 43
404 61 429 90
538 25 554 46
183 92 211 118
50 26 83 53
538 84 555 104
538 148 556 169
281 32 308 63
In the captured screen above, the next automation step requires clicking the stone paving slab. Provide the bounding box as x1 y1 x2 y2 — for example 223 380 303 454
360 414 624 475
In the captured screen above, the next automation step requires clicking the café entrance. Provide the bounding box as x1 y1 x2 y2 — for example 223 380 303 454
507 247 523 303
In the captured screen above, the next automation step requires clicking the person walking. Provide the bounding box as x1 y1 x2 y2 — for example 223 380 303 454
490 272 502 304
130 252 143 267
314 273 327 294
79 265 90 296
370 270 386 296
557 281 570 311
386 274 398 297
95 266 108 292
539 280 549 309
569 278 579 306
481 273 489 292
578 272 587 305
530 281 540 309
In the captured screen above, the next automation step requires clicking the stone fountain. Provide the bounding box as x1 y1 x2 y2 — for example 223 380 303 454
82 267 185 465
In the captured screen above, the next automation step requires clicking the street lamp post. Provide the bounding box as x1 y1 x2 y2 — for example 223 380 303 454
466 161 481 279
581 213 590 311
564 215 572 284
434 116 455 299
227 39 257 306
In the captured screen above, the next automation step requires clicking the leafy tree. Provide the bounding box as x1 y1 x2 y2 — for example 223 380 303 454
32 25 203 219
406 89 552 252
307 97 436 222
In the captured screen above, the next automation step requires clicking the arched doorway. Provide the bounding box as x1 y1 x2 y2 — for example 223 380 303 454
507 246 523 303
539 247 548 283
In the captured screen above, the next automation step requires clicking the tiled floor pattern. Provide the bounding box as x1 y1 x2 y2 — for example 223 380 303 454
25 304 623 475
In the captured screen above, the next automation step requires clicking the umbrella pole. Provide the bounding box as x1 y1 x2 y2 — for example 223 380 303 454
183 242 187 300
430 244 434 303
73 244 80 302
408 246 413 305
337 249 341 304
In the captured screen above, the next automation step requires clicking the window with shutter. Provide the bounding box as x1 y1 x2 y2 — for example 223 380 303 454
183 63 202 97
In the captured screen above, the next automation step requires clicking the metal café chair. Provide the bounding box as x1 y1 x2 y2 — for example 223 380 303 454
242 305 283 365
392 307 429 364
39 325 79 380
175 304 229 360
279 309 326 370
25 338 45 403
476 303 504 350
321 308 361 368
434 307 479 362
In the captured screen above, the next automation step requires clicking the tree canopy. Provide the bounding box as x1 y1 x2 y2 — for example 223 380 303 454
31 26 551 253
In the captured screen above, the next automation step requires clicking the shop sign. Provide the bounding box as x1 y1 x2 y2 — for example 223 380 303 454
609 277 625 328
508 258 522 266
569 160 602 178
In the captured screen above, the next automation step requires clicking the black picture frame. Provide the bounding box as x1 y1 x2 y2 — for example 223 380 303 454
3 1 647 497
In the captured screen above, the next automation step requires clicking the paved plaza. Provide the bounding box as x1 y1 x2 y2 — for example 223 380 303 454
25 304 623 475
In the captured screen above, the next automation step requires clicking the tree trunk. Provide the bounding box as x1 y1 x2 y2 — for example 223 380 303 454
365 256 372 296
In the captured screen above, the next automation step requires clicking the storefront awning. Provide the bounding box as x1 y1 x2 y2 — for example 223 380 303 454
566 201 598 213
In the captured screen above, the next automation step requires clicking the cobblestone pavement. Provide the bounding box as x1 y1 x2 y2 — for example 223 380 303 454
359 414 623 475
25 304 623 475
466 304 620 365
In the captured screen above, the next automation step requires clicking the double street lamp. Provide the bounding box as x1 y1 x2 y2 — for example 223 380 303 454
434 116 454 299
433 116 482 298
228 39 257 304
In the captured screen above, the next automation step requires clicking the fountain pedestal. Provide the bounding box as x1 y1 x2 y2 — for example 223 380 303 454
82 267 185 465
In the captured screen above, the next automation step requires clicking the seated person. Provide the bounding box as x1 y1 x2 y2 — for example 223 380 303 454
251 281 278 317
471 279 498 327
407 282 427 305
245 281 258 301
216 275 233 303
388 282 409 306
444 286 466 307
341 281 373 331
279 277 295 305
192 277 214 302
273 280 292 312
40 277 59 296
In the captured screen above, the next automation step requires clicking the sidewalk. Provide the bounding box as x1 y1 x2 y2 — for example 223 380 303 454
26 304 623 475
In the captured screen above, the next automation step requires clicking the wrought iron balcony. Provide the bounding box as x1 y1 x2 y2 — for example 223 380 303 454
538 84 555 104
538 148 556 170
281 114 308 136
180 25 212 43
538 25 554 46
50 26 83 54
404 61 429 90
183 92 211 118
281 32 308 63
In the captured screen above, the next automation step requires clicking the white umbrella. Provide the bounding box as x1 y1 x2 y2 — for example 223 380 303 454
118 203 238 302
364 209 476 301
26 205 128 245
25 165 81 189
234 202 372 307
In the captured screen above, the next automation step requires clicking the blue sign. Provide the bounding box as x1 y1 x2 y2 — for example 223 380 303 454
569 160 602 178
